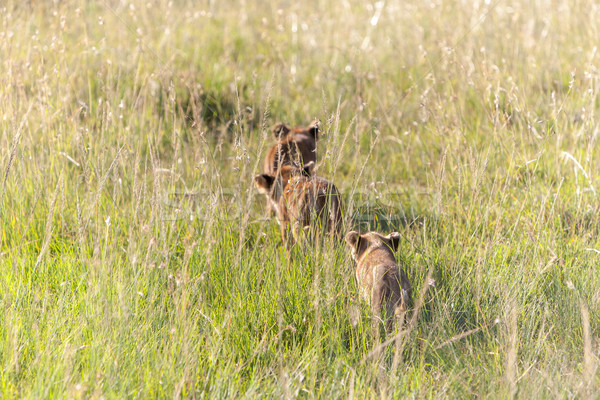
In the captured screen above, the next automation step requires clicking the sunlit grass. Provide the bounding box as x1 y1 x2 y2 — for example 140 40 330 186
1 0 599 397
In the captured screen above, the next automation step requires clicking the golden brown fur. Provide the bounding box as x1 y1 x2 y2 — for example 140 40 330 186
263 120 319 175
345 231 411 329
255 162 343 249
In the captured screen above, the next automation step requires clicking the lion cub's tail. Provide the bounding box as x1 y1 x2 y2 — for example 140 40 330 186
390 288 411 330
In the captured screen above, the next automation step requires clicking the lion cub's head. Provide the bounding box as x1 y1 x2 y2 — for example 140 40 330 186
254 161 315 203
272 120 319 140
345 231 401 263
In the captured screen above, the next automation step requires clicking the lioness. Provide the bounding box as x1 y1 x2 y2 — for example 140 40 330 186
345 231 411 329
263 120 319 175
254 162 342 250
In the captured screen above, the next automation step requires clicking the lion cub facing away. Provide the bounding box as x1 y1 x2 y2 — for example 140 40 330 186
345 231 411 329
264 120 319 175
254 162 342 249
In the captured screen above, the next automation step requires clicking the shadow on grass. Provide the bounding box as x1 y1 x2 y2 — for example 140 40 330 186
560 207 600 237
348 203 432 233
178 90 237 129
177 85 260 138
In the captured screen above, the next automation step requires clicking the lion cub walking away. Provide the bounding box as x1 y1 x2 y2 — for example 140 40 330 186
345 231 411 330
254 162 343 250
263 120 319 175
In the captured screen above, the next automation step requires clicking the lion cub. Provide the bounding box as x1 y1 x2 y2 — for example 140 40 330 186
263 120 319 175
345 231 411 328
254 162 342 249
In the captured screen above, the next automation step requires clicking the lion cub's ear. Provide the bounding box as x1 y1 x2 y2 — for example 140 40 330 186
308 120 320 139
254 174 275 194
345 231 360 249
302 161 316 177
273 123 291 138
386 232 401 252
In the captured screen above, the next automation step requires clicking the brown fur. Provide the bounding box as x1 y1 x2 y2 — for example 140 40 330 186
263 120 319 175
255 162 343 249
345 231 411 329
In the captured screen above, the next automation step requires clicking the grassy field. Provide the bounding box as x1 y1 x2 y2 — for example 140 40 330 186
1 0 600 397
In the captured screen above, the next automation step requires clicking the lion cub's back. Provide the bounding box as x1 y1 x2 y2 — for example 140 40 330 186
282 176 342 230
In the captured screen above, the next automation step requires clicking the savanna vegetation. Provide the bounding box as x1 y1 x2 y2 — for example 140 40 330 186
1 0 600 398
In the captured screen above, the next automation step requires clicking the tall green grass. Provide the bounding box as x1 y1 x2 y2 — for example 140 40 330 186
1 0 599 397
